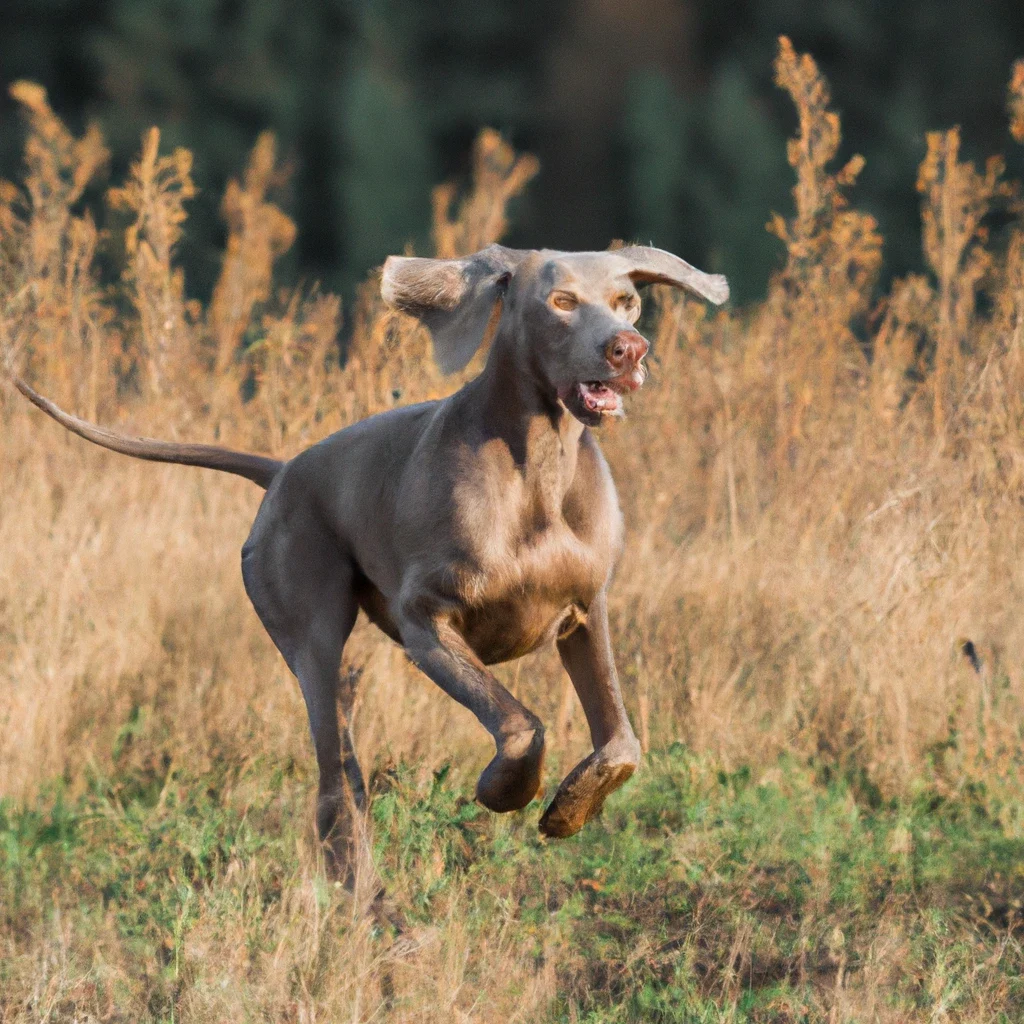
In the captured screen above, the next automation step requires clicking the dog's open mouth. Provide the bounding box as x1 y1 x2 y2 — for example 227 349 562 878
578 380 626 415
559 368 646 425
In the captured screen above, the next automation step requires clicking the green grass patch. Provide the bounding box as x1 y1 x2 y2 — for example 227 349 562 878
3 746 1024 1021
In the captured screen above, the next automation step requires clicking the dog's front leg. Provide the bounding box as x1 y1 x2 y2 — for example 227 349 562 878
399 611 546 812
540 587 641 838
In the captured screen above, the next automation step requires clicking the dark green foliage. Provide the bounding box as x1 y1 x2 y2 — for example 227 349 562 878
2 1 1022 307
685 0 1024 298
623 63 792 305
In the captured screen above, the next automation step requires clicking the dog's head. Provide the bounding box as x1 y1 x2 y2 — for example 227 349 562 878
382 244 728 426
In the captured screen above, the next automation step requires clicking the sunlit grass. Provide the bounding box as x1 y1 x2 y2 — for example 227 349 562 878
4 749 1024 1021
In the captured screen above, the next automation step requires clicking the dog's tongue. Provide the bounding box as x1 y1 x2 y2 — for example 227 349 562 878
578 381 622 413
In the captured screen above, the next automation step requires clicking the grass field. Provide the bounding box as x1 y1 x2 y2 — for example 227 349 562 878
5 748 1024 1021
3 40 1024 1021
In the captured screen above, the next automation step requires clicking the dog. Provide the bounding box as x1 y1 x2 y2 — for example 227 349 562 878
14 242 728 870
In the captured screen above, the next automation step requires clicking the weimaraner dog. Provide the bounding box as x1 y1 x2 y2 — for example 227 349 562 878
15 243 727 869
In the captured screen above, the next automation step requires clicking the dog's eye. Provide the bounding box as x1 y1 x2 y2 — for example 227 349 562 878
550 291 579 312
615 293 638 313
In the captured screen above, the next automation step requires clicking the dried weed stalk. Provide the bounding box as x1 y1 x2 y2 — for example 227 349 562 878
917 128 1007 435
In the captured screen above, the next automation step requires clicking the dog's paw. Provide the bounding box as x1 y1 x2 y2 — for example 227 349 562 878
538 748 637 838
475 726 546 812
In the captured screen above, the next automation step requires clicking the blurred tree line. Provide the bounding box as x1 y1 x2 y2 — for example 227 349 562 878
2 0 1023 306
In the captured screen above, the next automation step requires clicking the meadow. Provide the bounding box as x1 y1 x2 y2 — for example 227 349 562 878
2 40 1024 1021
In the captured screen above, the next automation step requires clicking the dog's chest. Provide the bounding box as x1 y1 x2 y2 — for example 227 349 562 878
446 433 621 662
454 507 614 664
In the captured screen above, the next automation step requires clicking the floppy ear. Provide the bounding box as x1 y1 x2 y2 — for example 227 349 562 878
381 244 524 374
616 245 730 305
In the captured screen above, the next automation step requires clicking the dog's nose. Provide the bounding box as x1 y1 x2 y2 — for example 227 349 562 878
605 330 649 372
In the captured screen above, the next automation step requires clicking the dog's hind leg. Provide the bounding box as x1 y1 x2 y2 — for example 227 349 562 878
241 512 363 880
338 666 367 811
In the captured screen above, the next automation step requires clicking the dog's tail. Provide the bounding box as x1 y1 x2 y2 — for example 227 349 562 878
13 377 284 489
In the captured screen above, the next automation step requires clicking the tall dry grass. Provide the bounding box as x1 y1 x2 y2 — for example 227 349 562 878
2 38 1024 827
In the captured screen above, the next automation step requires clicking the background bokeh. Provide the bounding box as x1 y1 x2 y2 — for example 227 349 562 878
3 0 1023 307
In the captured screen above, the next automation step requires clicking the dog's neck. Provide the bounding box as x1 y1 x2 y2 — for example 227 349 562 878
472 327 585 487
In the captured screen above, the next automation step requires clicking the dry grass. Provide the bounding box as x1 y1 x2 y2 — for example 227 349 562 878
3 38 1024 1021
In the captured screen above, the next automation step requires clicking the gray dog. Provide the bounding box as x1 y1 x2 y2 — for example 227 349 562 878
15 243 728 869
